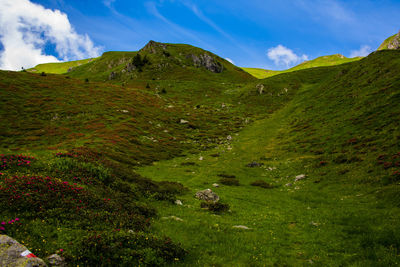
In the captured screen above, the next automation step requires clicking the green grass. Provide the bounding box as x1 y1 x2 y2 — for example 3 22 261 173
137 50 400 266
242 54 361 79
1 41 400 266
28 58 97 74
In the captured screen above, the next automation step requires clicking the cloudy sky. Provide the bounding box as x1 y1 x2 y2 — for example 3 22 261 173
0 0 399 70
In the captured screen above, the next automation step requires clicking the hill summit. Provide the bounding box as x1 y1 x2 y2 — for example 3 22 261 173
378 30 400 50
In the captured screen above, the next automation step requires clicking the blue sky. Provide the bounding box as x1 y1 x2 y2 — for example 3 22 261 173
1 0 399 70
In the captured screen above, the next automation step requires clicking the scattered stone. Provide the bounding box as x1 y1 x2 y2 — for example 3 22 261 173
199 156 203 161
232 225 251 230
294 174 306 182
175 200 183 205
47 254 66 267
0 235 47 267
212 183 219 188
161 216 183 222
256 84 264 94
226 135 232 141
195 189 219 202
285 183 293 187
180 119 189 124
310 221 320 227
246 161 264 167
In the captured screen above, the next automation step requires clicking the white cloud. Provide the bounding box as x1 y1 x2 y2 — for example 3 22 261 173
225 58 234 64
267 45 308 67
0 0 102 70
350 45 372 58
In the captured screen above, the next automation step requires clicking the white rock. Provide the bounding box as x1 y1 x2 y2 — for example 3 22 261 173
199 156 203 161
294 174 306 182
175 200 183 205
212 183 219 187
232 225 251 230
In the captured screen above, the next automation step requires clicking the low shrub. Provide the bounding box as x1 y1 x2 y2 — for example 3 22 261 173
0 154 35 170
200 201 230 213
65 230 187 266
219 178 240 186
250 180 274 189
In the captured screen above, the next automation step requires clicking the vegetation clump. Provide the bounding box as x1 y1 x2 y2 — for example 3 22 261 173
250 180 274 189
200 201 230 213
219 178 240 186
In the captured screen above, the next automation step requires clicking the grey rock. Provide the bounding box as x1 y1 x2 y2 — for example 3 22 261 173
232 225 251 230
109 71 117 80
212 183 219 188
285 183 293 187
195 189 219 202
0 235 47 267
256 84 264 94
47 254 66 267
246 161 264 168
161 216 183 222
388 31 400 50
294 174 306 182
188 53 223 73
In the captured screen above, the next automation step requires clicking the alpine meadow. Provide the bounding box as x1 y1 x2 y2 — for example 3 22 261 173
0 1 400 266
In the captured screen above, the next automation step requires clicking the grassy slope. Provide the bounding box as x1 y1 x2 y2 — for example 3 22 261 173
68 42 254 84
242 54 361 79
28 58 96 74
139 50 400 266
1 45 399 265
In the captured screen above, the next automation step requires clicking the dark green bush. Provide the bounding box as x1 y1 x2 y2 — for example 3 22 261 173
219 178 240 186
200 201 230 213
250 180 274 189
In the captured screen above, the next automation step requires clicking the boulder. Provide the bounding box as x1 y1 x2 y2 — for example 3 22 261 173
294 174 306 182
0 235 47 267
47 254 66 267
232 225 251 230
195 189 219 202
246 161 264 167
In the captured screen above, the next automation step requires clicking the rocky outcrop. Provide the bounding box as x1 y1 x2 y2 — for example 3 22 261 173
387 31 400 49
140 40 167 54
0 235 47 267
187 53 223 73
378 31 400 50
195 189 219 202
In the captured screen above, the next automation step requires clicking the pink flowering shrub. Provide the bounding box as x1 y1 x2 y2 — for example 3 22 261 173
0 175 91 212
0 154 35 170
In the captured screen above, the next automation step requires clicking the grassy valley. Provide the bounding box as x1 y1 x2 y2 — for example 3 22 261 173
1 39 400 266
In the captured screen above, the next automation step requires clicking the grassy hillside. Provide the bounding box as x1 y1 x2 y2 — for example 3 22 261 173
242 54 361 79
0 43 400 266
139 50 400 266
68 41 254 84
28 58 96 74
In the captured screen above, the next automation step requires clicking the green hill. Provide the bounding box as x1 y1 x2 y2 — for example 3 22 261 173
378 30 400 50
28 58 97 74
67 41 254 84
242 54 361 79
1 39 400 266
